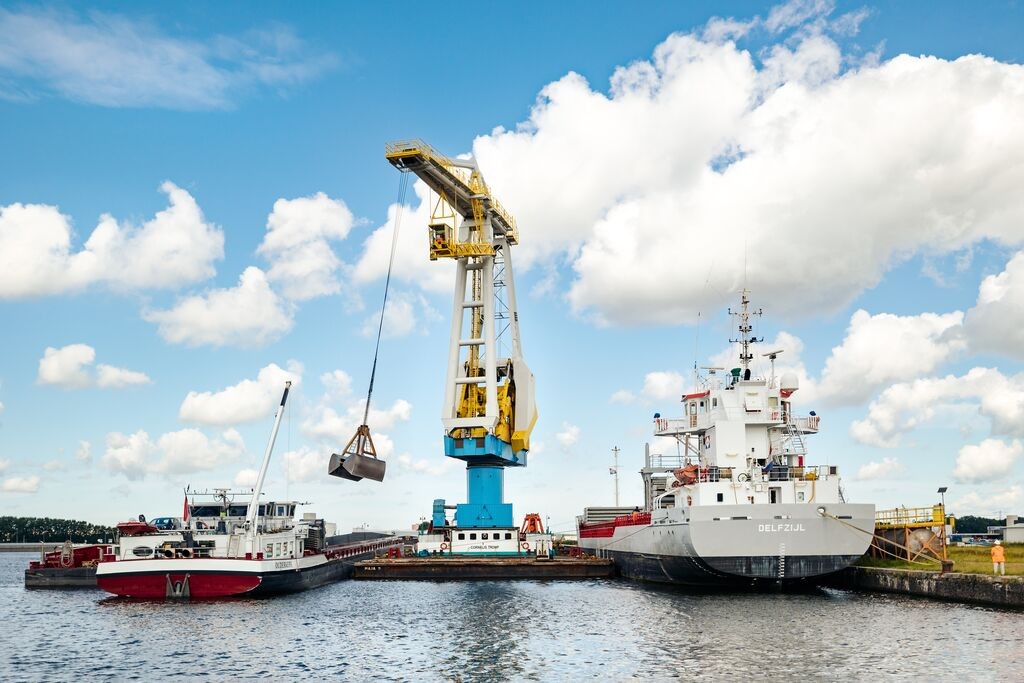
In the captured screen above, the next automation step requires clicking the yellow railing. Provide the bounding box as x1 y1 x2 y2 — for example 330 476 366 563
385 139 518 242
875 505 944 529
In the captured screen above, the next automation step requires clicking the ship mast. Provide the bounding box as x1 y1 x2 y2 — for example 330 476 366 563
245 382 291 544
728 289 762 373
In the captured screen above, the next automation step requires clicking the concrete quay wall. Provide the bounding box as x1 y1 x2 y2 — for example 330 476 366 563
828 566 1024 608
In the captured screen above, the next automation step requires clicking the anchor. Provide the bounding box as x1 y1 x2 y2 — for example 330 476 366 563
164 573 191 599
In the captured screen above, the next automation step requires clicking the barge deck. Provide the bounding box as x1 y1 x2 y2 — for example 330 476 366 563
353 556 615 580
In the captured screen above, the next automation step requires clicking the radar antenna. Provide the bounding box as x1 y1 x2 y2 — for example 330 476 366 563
728 289 763 373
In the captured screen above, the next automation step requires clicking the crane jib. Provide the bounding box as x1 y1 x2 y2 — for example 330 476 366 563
381 137 537 530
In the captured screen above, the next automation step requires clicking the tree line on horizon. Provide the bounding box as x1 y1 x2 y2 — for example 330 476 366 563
0 516 115 543
953 515 1005 534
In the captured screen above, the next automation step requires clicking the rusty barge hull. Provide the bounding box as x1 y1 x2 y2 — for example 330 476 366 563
353 557 615 580
25 566 98 588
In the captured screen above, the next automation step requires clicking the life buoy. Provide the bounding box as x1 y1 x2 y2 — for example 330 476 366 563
439 542 449 551
703 434 711 449
521 541 530 550
737 472 750 483
687 495 693 506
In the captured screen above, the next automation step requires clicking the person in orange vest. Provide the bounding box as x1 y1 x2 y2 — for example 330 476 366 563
991 540 1006 576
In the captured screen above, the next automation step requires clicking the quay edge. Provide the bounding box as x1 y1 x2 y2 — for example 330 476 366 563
826 566 1024 608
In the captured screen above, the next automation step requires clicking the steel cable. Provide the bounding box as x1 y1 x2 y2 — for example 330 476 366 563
362 172 409 424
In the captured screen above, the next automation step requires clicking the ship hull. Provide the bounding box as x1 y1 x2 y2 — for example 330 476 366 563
579 503 874 587
95 535 414 599
96 554 355 599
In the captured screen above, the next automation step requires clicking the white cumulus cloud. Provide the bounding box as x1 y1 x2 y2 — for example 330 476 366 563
96 364 152 389
954 485 1023 517
37 344 94 388
2 475 40 493
75 441 91 463
302 399 411 447
354 180 454 293
234 468 258 489
953 438 1022 484
643 372 686 401
257 192 354 301
854 457 904 481
100 428 246 480
320 370 353 399
360 291 438 340
555 422 581 449
281 447 329 484
0 182 223 298
467 16 1024 325
609 390 636 404
964 250 1024 360
396 453 458 477
179 362 302 426
144 267 293 348
818 310 966 404
36 344 150 389
0 7 336 109
850 367 1024 447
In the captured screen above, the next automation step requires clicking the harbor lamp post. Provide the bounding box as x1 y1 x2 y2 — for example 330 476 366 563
610 446 621 507
937 486 949 563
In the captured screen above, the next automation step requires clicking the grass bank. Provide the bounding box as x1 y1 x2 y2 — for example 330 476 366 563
856 544 1024 576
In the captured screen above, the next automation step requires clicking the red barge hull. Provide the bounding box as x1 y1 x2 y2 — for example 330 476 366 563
96 539 406 599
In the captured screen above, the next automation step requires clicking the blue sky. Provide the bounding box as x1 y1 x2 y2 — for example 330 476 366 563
2 0 1024 532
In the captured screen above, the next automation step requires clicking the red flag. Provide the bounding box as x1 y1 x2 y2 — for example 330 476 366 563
183 494 190 522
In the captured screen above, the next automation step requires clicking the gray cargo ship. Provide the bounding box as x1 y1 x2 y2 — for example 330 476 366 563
578 291 874 586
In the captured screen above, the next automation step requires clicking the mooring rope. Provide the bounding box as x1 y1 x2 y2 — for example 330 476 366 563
821 510 943 567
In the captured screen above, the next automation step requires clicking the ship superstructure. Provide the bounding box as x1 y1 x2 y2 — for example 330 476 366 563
578 291 874 586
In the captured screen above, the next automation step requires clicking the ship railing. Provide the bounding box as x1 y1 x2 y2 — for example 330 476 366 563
648 453 686 469
654 417 696 434
792 415 821 432
753 465 838 482
579 512 652 533
874 505 944 529
655 410 792 436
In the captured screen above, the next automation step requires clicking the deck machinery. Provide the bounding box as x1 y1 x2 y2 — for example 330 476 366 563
385 140 537 533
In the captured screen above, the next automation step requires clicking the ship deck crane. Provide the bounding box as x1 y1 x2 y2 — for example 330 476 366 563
385 139 537 529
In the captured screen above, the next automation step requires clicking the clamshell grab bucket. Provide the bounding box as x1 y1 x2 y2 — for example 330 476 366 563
328 424 387 483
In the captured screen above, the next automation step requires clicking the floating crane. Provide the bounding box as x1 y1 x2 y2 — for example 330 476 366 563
385 140 537 530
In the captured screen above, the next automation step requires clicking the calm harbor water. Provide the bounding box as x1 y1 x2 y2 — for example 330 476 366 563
2 553 1022 681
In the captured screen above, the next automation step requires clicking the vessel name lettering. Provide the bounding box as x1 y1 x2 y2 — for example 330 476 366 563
757 524 806 533
274 560 292 569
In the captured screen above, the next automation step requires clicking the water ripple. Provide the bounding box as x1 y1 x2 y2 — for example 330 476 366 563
2 554 1022 681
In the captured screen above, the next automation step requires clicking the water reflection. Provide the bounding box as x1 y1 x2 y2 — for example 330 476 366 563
2 554 1022 681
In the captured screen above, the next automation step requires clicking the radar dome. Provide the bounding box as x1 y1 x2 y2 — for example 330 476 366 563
780 372 799 398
